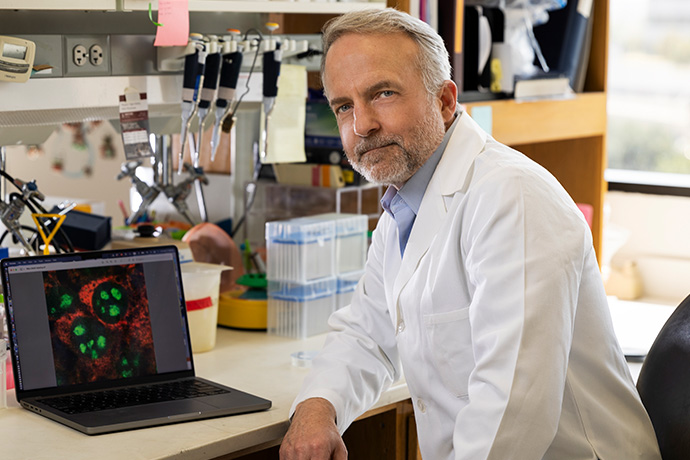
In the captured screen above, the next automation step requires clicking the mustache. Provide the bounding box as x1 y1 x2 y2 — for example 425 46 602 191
353 136 403 157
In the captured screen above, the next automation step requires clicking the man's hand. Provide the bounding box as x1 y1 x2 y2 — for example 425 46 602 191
280 398 348 460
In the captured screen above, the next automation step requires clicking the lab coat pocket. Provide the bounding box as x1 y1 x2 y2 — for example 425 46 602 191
424 307 473 398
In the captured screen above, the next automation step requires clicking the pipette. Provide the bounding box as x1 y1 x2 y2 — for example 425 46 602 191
210 30 243 161
190 35 220 222
178 34 207 174
259 23 282 173
196 35 221 156
262 23 281 119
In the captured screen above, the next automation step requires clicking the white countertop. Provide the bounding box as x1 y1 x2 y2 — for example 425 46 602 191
1 297 677 458
0 328 409 460
608 296 677 382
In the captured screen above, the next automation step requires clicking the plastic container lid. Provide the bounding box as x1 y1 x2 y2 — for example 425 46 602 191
337 270 364 293
303 213 368 237
291 350 318 368
267 277 336 302
266 218 335 244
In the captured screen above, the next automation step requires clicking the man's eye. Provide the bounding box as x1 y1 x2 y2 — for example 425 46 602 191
380 90 395 98
336 104 352 114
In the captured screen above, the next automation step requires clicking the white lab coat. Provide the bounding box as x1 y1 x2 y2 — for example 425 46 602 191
291 113 661 459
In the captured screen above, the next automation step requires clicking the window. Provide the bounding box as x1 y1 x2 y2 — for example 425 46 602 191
607 0 690 188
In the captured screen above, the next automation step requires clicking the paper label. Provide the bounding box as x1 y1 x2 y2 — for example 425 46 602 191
119 92 154 160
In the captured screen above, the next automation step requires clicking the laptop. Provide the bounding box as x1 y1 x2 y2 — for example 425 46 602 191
2 245 271 435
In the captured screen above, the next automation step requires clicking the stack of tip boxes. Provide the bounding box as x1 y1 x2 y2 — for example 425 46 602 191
266 212 368 339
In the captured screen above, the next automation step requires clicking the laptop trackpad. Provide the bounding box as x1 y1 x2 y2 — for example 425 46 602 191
75 399 216 426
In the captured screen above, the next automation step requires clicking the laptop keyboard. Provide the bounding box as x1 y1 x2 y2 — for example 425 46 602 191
38 379 230 415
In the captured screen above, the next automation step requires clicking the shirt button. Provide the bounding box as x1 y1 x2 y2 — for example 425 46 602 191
397 321 405 333
417 398 427 413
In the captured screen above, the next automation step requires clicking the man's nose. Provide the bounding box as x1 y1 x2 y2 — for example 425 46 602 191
353 105 379 138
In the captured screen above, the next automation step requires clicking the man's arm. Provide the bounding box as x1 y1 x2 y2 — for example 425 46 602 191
453 169 590 459
280 398 347 460
282 216 400 448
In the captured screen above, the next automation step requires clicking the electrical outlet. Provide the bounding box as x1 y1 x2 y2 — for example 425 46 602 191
73 45 87 66
63 35 110 77
89 44 104 66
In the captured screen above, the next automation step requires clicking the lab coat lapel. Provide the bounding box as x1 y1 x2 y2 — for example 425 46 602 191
392 112 488 302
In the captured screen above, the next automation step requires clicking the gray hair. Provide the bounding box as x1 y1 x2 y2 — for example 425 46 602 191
320 8 452 98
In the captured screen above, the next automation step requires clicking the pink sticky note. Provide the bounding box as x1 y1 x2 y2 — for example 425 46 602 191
153 0 190 47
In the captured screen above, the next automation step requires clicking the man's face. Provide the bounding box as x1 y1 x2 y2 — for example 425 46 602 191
324 33 448 188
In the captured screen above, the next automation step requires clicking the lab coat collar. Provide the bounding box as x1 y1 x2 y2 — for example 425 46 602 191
392 112 488 301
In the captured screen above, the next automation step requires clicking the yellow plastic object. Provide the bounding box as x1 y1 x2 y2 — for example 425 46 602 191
31 213 66 255
73 204 92 213
218 290 267 330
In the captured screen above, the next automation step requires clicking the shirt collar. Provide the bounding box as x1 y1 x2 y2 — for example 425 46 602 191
381 114 461 216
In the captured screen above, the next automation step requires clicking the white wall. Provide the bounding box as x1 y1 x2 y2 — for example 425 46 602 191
605 190 690 303
3 115 249 233
5 121 130 222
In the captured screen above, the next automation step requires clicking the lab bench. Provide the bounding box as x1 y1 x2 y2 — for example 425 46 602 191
1 296 672 459
0 328 414 460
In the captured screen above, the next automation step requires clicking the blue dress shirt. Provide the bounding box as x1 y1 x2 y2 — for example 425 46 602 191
381 115 460 257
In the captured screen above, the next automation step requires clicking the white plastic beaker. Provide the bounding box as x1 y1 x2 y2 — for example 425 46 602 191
181 262 231 353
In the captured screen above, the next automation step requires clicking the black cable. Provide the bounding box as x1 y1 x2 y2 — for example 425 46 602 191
1 169 75 252
0 226 39 247
8 192 56 252
231 215 246 239
227 30 267 239
6 193 72 253
0 169 22 195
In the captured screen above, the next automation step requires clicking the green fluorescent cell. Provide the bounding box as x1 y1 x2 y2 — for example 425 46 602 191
122 369 133 378
91 350 98 360
111 288 122 300
100 290 110 300
79 343 87 354
60 293 73 308
97 335 106 349
73 325 86 336
109 305 120 317
122 358 128 366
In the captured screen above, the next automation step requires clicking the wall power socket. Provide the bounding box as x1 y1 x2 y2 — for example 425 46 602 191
64 35 110 77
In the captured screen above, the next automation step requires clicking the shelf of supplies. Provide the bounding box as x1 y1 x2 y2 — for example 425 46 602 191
463 92 607 147
0 1 386 13
0 0 118 9
125 1 386 13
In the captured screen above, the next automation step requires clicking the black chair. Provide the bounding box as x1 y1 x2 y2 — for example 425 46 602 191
637 293 690 460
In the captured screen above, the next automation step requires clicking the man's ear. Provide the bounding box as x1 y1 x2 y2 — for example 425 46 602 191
438 80 458 125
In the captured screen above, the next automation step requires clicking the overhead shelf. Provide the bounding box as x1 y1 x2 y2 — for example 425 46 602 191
126 1 386 13
1 1 386 13
464 92 607 146
0 0 117 9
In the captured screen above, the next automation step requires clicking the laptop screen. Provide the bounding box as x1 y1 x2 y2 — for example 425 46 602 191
2 246 194 393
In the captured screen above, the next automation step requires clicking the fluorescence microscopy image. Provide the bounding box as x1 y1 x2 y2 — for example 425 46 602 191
44 263 157 386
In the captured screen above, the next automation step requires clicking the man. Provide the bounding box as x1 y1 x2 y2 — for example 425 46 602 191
280 8 661 460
